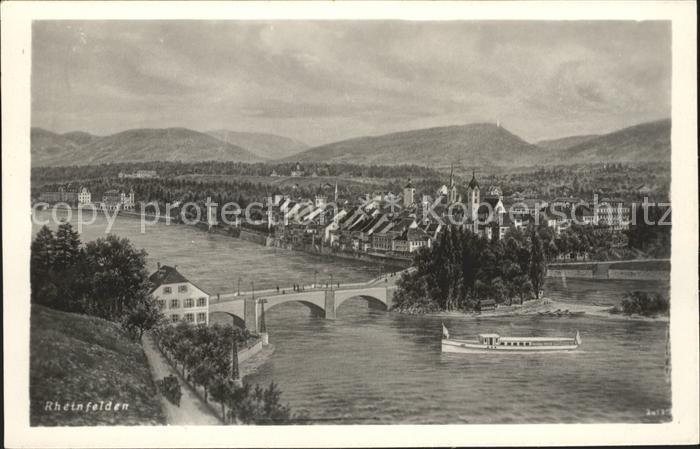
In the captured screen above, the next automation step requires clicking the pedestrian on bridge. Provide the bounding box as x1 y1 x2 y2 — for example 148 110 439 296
276 285 279 293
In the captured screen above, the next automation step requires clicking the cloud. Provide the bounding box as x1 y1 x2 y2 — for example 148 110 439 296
32 20 671 145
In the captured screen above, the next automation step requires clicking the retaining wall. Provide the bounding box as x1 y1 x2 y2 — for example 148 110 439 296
547 268 669 281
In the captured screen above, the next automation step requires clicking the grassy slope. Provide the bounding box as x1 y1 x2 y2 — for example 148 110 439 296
30 305 165 426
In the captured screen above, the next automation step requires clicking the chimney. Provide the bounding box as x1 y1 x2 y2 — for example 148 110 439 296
157 262 161 270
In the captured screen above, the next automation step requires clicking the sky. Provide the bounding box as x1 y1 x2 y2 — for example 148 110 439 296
32 20 671 146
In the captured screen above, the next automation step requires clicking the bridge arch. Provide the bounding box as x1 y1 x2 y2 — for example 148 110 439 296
265 299 325 317
335 293 389 310
208 310 246 329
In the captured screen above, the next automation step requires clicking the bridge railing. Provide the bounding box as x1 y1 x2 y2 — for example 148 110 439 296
212 266 413 302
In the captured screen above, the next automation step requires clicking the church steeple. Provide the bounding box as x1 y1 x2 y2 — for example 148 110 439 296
468 169 480 190
467 169 480 223
448 163 458 204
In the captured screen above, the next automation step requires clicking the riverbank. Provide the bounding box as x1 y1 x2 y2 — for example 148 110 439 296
240 344 275 379
547 259 670 281
114 211 406 271
424 298 668 322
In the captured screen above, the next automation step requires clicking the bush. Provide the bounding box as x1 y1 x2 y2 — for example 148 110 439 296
618 291 669 316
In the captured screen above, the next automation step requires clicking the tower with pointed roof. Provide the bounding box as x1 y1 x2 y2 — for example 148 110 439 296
467 170 480 222
448 164 458 204
403 178 416 208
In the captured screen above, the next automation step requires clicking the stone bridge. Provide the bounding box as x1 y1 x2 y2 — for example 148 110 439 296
208 285 398 332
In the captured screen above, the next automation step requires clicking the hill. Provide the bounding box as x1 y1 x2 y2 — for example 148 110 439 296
536 134 599 151
62 130 100 146
206 129 308 160
31 127 262 166
30 128 82 166
557 119 671 164
284 123 544 168
30 305 165 425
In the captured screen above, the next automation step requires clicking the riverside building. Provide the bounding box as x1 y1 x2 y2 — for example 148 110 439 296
150 264 210 325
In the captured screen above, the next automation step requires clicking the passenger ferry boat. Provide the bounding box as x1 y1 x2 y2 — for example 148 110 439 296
441 324 581 353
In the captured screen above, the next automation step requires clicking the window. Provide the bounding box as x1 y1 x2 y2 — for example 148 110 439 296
184 298 194 308
163 287 172 294
184 313 194 323
197 297 207 307
196 313 207 323
157 300 166 310
178 285 188 293
170 299 179 309
171 314 179 322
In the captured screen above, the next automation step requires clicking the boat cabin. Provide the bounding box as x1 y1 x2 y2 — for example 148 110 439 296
478 333 500 346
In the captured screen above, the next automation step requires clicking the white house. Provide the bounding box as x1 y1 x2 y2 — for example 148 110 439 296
78 187 92 206
150 264 210 325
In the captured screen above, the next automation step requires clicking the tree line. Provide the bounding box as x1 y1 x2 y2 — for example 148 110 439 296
32 160 442 183
154 323 302 424
31 222 161 339
393 226 547 313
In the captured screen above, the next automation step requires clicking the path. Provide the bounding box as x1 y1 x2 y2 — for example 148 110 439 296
142 334 221 425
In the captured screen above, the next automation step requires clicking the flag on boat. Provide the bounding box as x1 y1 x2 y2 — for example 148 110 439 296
574 330 581 345
442 323 450 340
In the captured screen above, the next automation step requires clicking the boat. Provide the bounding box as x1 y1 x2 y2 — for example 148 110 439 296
441 324 581 353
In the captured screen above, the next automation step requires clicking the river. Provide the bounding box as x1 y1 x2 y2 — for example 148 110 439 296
32 210 671 423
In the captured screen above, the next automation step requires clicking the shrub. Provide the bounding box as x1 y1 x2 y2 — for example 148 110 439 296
619 291 669 316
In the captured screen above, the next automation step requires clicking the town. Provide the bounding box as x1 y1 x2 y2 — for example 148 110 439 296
35 161 647 264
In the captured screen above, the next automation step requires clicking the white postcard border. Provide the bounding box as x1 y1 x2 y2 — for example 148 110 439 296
3 1 698 447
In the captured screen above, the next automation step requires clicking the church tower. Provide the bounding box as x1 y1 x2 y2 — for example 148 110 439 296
466 170 480 222
403 178 416 208
448 164 458 204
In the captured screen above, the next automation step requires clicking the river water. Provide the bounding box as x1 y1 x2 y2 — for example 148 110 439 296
32 210 671 423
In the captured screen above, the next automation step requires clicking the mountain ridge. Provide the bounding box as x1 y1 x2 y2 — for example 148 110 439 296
31 127 262 166
556 119 670 164
536 134 600 151
282 122 545 168
31 118 671 168
205 129 308 160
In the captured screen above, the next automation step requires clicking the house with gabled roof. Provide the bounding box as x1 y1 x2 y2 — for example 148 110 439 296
150 264 210 326
392 227 432 253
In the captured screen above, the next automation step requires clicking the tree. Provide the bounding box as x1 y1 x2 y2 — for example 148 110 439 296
191 358 218 403
210 376 233 422
618 291 669 317
528 230 547 299
30 226 56 306
121 297 163 341
82 235 152 320
53 221 82 267
512 275 533 304
225 382 291 425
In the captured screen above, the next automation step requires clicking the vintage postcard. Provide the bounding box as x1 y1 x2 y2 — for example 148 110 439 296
3 1 698 447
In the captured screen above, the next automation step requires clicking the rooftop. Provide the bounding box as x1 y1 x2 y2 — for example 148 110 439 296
149 265 189 289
